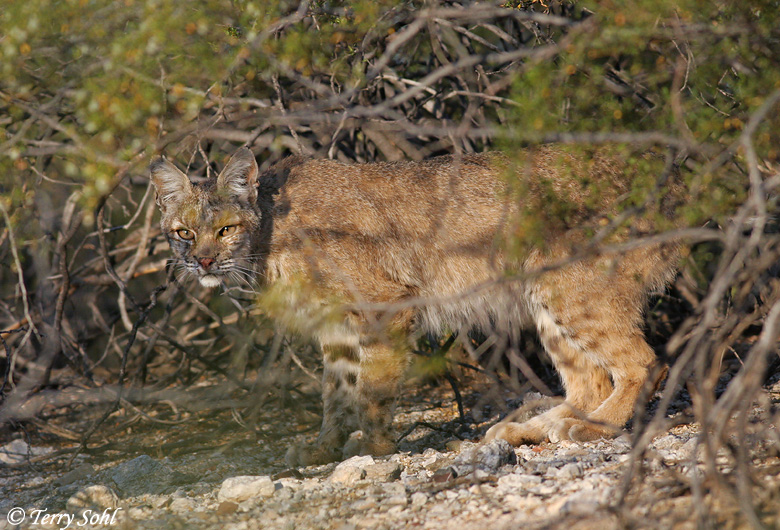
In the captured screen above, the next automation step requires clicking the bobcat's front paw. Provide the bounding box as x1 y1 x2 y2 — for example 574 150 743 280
342 432 395 459
285 442 341 468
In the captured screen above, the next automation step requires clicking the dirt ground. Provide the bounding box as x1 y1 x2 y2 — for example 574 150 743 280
2 372 780 530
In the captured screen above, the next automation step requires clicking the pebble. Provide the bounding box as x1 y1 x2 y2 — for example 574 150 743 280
66 485 120 511
0 439 51 464
218 476 275 502
2 390 716 530
410 492 428 507
169 496 198 513
557 463 585 480
56 463 97 486
329 455 375 484
497 473 543 493
364 461 402 481
104 455 175 496
452 439 517 475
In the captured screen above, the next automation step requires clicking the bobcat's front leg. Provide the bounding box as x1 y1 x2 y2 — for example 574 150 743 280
346 341 407 458
286 344 360 467
285 340 407 467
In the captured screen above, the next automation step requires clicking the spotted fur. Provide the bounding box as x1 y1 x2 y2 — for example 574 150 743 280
151 146 680 466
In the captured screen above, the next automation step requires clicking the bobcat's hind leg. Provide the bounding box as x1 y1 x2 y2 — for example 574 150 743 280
559 334 656 443
285 344 361 467
484 357 613 445
486 306 615 446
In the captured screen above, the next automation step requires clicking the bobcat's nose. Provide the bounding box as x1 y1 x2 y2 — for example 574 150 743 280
197 257 216 271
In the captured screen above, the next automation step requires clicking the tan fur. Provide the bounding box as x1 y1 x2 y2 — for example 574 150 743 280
150 145 680 466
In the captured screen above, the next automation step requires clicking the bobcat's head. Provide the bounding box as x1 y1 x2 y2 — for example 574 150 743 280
150 148 262 288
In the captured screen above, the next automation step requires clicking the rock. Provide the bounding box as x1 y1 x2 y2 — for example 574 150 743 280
56 463 96 486
218 475 275 503
329 455 375 484
497 473 543 493
66 485 120 511
431 467 456 483
330 466 366 484
452 440 517 475
217 501 238 515
651 433 701 462
350 497 378 510
382 482 406 497
26 476 45 487
679 437 701 461
105 455 175 496
341 455 376 468
445 440 465 452
559 489 608 515
364 461 402 481
149 495 172 509
386 494 407 506
473 469 490 480
557 463 585 480
0 439 50 464
272 468 304 480
410 492 428 507
169 497 197 513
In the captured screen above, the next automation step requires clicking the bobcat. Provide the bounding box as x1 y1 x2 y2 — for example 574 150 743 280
150 146 680 466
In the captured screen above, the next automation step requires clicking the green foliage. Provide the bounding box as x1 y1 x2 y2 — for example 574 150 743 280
1 0 778 390
503 0 779 232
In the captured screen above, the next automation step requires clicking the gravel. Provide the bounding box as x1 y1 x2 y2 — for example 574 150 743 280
2 382 778 530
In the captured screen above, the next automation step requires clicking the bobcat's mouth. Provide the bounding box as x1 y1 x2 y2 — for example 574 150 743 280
198 272 222 288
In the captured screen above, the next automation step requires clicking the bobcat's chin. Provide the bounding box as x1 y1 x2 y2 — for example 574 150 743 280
198 274 222 288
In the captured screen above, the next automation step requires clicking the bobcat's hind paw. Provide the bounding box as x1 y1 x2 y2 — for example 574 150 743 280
484 420 547 446
549 418 618 443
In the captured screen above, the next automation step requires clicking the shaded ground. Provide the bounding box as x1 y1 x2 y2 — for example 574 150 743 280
2 373 780 530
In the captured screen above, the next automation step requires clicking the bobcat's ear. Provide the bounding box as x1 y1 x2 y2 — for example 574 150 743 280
217 147 258 205
150 157 192 212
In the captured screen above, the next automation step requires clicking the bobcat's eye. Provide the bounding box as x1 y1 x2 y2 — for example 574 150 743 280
218 225 237 237
176 229 195 241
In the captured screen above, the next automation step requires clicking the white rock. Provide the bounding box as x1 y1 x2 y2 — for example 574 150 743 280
497 473 543 493
330 466 366 484
410 492 428 507
505 494 543 512
329 455 375 484
277 477 302 490
386 495 407 506
382 482 405 497
651 433 695 462
339 455 375 468
26 476 45 487
364 461 402 481
0 439 50 464
217 476 275 503
679 437 701 461
66 485 120 511
351 497 378 510
559 489 607 515
557 463 584 479
169 497 197 513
